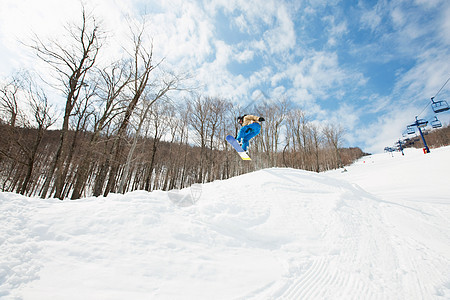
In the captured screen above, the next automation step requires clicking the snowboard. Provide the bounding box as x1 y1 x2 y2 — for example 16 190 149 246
226 135 251 161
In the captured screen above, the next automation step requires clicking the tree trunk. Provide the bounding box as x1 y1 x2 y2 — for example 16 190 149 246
40 127 66 198
19 126 44 195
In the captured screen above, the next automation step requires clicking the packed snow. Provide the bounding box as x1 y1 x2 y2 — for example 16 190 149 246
1 146 450 299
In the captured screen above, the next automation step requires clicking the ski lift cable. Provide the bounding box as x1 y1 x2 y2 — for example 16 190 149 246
241 90 268 113
417 101 431 118
396 77 449 151
398 76 449 147
432 76 450 99
417 76 450 118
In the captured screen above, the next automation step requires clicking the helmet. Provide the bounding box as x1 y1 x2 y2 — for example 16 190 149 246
237 114 247 123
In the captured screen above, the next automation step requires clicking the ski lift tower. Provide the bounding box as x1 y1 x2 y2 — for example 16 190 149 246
408 116 430 153
396 139 405 156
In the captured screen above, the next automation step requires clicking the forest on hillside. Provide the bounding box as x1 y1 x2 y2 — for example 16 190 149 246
401 125 450 150
0 97 368 200
0 6 368 200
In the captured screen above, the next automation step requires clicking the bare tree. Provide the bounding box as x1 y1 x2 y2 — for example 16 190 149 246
30 5 104 199
118 82 179 194
203 97 228 181
285 109 308 168
170 103 191 189
323 124 345 168
0 74 25 177
71 60 132 199
309 122 322 172
141 102 170 191
0 74 27 190
19 76 56 194
58 84 98 198
257 99 289 166
0 76 22 127
0 72 56 195
187 95 213 183
102 22 163 196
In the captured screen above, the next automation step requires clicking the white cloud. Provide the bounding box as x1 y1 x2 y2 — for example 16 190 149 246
270 71 288 87
214 40 233 67
234 14 250 33
272 86 286 99
0 0 140 75
414 0 442 9
393 49 450 105
205 0 277 31
360 7 382 31
441 5 450 45
1 0 448 154
322 15 348 46
288 51 365 100
327 103 360 144
235 49 254 62
263 6 296 54
360 105 421 153
148 1 215 70
390 6 406 28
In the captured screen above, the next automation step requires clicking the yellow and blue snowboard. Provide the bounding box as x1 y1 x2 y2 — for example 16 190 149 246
226 135 251 161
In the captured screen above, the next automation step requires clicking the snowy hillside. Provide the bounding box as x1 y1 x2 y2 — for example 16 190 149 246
1 146 450 299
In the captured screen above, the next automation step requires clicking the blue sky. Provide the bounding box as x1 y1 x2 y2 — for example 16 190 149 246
1 0 449 153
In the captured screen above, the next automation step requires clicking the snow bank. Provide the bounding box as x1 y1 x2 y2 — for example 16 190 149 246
1 146 450 299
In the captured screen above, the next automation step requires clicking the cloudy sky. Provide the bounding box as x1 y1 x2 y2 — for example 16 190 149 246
1 0 449 153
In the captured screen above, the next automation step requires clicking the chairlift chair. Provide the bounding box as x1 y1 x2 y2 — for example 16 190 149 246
415 116 428 128
431 116 442 128
431 97 450 113
406 125 415 134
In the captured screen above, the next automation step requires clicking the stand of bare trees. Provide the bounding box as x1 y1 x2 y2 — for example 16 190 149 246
0 93 367 199
0 6 369 200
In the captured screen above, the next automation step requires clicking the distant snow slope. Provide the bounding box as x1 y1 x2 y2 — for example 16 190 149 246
1 146 449 299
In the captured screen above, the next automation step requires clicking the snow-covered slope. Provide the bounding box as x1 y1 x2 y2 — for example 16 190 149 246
1 147 450 299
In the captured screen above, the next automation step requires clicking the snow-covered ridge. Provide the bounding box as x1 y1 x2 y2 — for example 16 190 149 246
1 146 450 299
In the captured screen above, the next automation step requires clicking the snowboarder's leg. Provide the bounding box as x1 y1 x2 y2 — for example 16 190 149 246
236 125 248 143
241 139 250 151
241 123 261 151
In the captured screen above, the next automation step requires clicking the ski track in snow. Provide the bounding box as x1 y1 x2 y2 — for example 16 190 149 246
240 170 400 300
1 146 450 299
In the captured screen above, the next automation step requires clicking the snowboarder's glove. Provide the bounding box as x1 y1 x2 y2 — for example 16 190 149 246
259 117 265 122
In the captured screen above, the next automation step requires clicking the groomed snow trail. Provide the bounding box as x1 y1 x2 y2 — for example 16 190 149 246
0 147 449 299
327 146 450 299
226 169 409 299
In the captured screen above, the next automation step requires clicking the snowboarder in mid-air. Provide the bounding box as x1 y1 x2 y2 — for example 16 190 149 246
236 114 265 152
